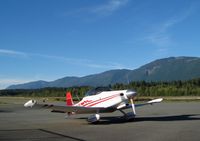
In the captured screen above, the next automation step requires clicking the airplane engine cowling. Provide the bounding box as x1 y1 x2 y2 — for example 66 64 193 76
87 114 100 123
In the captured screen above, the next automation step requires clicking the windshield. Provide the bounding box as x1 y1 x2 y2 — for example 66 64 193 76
85 87 112 96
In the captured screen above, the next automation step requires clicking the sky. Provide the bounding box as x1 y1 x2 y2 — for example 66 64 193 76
0 0 200 89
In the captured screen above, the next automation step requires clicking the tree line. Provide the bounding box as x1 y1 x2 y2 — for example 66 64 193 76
0 78 200 97
113 78 200 96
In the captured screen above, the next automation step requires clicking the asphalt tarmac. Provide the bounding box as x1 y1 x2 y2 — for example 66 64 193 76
0 98 200 141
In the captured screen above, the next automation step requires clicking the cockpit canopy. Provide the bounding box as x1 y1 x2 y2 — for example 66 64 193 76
85 87 112 96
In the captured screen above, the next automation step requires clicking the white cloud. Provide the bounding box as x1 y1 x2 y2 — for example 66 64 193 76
0 49 27 57
0 49 125 70
87 62 125 69
34 53 125 69
0 79 29 84
62 0 130 21
0 79 31 89
0 50 126 89
146 4 196 48
92 0 129 16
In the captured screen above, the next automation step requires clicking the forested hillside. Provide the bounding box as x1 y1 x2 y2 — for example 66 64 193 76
1 78 200 97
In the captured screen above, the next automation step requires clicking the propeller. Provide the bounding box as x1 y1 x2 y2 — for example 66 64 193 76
130 98 136 116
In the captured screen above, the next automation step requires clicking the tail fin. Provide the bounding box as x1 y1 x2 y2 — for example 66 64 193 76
66 92 74 106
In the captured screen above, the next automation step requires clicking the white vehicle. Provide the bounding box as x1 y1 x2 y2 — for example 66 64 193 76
24 87 163 123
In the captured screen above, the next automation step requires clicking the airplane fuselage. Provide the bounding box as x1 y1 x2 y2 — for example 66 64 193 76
75 90 135 108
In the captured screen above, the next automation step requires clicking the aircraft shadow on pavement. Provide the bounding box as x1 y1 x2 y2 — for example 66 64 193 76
78 114 200 125
0 110 13 113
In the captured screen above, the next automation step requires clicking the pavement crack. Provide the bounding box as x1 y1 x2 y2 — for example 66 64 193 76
39 129 86 141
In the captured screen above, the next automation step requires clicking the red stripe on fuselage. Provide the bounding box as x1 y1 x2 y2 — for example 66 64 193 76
86 94 120 107
78 94 120 107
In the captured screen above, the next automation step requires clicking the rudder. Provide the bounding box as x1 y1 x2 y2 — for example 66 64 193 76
66 92 74 106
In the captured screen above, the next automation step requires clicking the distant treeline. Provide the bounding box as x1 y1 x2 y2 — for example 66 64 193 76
1 78 200 97
115 78 200 96
0 87 91 99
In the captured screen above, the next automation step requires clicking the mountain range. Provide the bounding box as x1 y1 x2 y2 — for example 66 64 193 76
7 57 200 89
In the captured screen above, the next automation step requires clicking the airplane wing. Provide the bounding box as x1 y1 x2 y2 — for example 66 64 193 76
24 100 115 114
136 98 163 107
50 105 115 114
120 98 163 110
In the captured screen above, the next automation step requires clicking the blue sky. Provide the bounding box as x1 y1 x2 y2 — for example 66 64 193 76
0 0 200 89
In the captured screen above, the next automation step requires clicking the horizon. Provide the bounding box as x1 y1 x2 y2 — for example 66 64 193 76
4 56 200 89
1 0 200 89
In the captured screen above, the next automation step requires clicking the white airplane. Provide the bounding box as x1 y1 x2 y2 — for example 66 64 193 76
24 87 163 123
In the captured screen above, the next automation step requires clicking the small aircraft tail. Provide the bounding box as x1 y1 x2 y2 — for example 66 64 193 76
66 92 74 106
